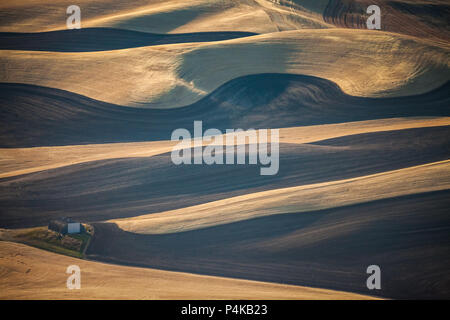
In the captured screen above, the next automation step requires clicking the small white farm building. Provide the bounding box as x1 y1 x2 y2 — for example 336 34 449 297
48 217 83 235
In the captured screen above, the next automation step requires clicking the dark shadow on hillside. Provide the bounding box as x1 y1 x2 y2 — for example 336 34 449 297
1 126 449 228
0 74 449 148
86 190 450 299
0 28 257 52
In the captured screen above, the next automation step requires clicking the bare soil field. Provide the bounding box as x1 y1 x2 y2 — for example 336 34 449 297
0 74 449 147
1 117 449 178
87 190 450 299
322 0 450 42
0 28 256 52
1 29 448 108
0 241 376 299
1 127 449 228
0 0 449 300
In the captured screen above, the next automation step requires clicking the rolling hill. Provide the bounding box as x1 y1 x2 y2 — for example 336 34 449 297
1 0 449 300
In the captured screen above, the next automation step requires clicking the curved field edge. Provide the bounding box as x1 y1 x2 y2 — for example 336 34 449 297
1 29 448 108
322 0 450 42
1 126 449 228
0 0 330 34
0 28 257 52
111 160 450 234
1 73 449 148
1 117 449 178
87 189 450 299
0 241 377 300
